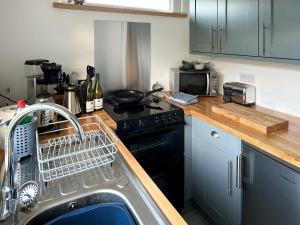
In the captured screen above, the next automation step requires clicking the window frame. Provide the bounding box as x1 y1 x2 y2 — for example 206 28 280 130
84 0 173 12
54 1 188 18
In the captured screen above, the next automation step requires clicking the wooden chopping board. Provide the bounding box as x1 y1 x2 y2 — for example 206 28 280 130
211 103 289 134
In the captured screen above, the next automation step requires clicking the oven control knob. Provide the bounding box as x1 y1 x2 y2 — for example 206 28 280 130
123 122 129 131
138 120 144 128
154 116 160 125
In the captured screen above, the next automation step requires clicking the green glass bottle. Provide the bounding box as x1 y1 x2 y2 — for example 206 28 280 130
85 74 94 113
93 73 103 110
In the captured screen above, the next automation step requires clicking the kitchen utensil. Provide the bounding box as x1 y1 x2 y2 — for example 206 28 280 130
112 88 163 104
87 65 95 79
63 85 81 115
179 60 210 71
193 62 205 70
76 80 87 111
13 117 37 161
152 82 163 90
34 92 56 128
211 103 289 134
74 0 85 5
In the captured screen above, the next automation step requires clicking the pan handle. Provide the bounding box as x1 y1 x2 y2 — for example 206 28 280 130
144 88 163 97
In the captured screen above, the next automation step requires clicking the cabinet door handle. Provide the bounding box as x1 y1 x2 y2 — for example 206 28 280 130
236 154 243 189
262 23 269 56
227 161 233 196
210 26 215 51
211 131 220 138
219 28 224 52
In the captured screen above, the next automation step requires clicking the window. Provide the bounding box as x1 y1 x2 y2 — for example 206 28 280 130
85 0 172 12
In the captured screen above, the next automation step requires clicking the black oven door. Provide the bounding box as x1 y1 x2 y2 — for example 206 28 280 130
120 125 184 211
180 72 209 95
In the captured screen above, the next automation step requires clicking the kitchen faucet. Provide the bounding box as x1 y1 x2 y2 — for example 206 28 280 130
0 103 85 221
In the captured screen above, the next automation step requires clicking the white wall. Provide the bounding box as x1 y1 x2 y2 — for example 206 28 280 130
0 0 189 105
190 55 300 117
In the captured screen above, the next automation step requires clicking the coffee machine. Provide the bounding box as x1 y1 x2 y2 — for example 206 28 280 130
25 59 63 104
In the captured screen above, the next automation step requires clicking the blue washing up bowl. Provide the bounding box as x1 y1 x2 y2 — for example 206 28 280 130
45 203 135 225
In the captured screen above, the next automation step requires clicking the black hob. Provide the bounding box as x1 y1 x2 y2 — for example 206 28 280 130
104 95 184 136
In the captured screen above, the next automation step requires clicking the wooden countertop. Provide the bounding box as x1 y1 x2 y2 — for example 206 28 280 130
163 95 300 170
88 110 188 225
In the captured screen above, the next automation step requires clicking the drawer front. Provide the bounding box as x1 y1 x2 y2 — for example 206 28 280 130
192 117 240 155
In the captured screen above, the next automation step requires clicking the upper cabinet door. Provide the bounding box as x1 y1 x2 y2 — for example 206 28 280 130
190 0 218 53
259 0 300 59
218 0 259 56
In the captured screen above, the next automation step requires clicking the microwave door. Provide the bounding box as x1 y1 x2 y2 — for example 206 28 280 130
179 73 208 95
206 73 210 95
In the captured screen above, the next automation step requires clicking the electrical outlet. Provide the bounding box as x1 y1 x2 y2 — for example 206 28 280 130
240 73 255 85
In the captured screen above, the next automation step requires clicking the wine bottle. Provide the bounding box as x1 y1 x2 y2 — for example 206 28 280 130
93 73 103 110
85 74 94 113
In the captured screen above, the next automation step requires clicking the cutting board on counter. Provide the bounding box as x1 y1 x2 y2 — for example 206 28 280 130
211 103 289 134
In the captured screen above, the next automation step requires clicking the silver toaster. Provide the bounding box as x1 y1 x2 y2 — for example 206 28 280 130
223 82 256 106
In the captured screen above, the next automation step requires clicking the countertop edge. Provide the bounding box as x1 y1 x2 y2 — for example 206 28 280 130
91 111 188 225
115 138 188 225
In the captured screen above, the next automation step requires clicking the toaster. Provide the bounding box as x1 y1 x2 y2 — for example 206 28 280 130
223 82 256 106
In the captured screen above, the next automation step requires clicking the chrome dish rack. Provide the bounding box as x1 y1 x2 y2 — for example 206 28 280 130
37 116 118 182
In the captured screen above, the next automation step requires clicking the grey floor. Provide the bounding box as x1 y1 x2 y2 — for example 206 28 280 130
181 200 215 225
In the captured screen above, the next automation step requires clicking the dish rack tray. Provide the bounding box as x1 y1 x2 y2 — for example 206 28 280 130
37 116 118 182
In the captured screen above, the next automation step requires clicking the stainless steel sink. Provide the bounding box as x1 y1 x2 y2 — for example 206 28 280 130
4 154 169 225
24 191 144 225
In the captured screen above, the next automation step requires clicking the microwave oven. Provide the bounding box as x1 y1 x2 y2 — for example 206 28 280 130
169 68 219 96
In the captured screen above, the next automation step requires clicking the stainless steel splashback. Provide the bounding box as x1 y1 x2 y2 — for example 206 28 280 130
94 21 151 95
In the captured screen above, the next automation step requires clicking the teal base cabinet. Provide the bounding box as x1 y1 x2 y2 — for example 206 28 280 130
191 117 241 225
242 143 300 225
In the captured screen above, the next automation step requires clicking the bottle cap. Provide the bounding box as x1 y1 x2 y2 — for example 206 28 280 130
17 99 26 108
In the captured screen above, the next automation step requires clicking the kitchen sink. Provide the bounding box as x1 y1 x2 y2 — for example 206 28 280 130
4 155 169 225
26 192 136 225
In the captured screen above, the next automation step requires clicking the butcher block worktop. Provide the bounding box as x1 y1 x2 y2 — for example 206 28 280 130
164 95 300 170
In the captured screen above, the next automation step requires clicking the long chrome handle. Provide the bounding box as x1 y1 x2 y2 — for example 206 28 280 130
262 23 268 56
211 130 220 138
206 73 210 95
228 161 233 196
236 154 243 188
219 28 224 52
210 26 215 51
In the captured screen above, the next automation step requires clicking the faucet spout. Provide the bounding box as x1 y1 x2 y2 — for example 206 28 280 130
0 103 85 220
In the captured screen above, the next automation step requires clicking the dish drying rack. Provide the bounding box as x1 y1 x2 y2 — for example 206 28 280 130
37 116 118 182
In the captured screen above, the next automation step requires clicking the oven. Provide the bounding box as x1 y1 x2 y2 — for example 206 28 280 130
119 123 184 211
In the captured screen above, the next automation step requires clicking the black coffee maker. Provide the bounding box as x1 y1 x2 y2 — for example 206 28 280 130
25 60 65 104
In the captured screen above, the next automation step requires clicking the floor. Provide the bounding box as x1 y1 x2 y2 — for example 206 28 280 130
181 200 216 225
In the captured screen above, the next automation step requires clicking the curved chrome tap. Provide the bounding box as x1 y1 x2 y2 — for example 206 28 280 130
0 103 85 220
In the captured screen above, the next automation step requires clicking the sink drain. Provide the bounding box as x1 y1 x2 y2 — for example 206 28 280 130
68 202 79 211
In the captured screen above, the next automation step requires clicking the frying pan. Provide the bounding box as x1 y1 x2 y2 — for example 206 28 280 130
112 88 163 104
